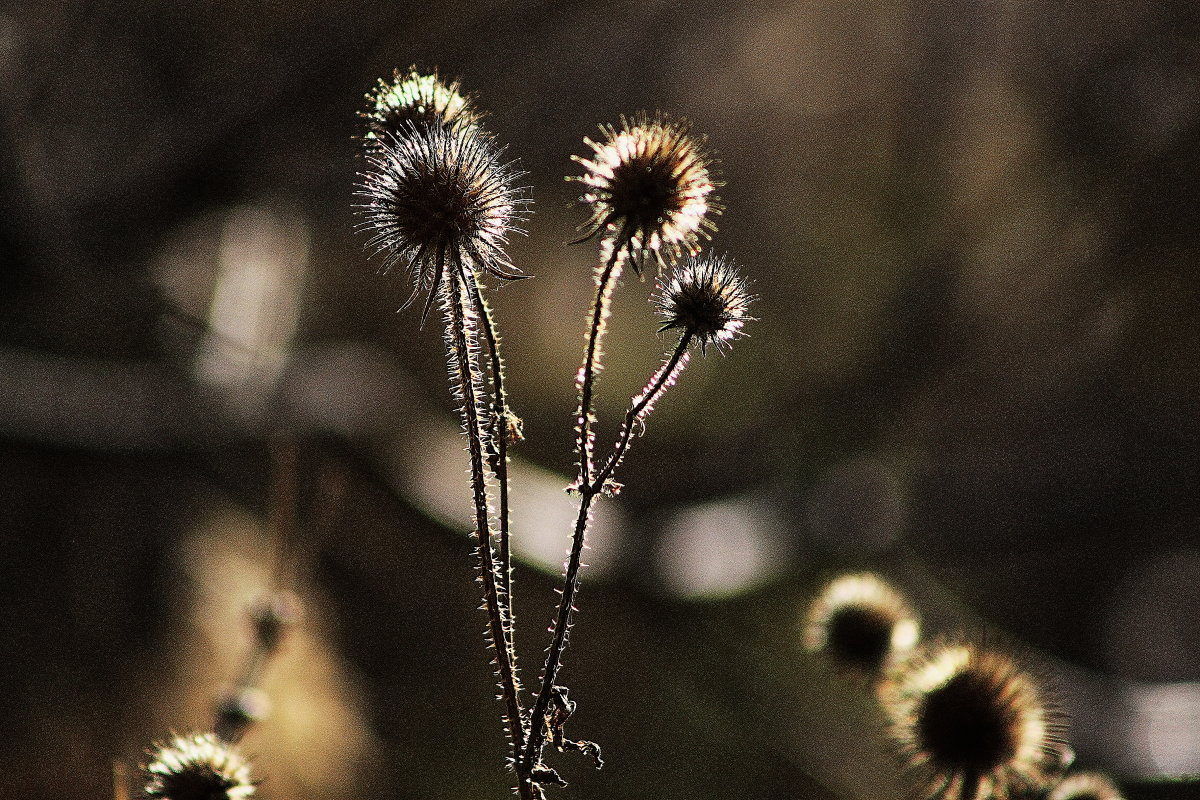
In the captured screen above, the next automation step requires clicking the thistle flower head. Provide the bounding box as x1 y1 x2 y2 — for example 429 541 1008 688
1048 772 1124 800
141 733 255 800
362 67 477 141
804 572 919 674
880 642 1064 800
572 112 719 273
653 254 753 352
356 121 528 319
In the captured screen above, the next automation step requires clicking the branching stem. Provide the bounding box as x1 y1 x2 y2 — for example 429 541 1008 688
596 331 693 489
523 241 625 773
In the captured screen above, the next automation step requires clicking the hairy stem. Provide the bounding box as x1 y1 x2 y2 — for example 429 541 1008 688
523 242 624 772
596 331 692 490
574 242 625 488
444 260 527 770
463 271 521 698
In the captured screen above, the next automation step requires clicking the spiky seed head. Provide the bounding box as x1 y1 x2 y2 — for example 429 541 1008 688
653 254 753 352
572 112 719 273
362 67 478 142
356 121 528 317
141 733 255 800
1048 773 1124 800
804 572 919 674
880 642 1063 800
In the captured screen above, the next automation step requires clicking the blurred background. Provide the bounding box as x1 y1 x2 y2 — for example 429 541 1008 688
2 1 1200 798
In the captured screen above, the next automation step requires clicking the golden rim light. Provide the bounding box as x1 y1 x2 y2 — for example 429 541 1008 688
804 572 920 671
142 732 256 800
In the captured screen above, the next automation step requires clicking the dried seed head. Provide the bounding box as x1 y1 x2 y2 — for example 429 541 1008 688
804 572 919 674
1048 772 1124 800
881 643 1064 800
653 254 753 353
142 733 255 800
572 112 719 273
356 121 528 318
362 67 477 142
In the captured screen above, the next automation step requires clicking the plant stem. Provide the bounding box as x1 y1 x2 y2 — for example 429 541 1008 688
523 243 623 772
575 244 624 488
463 271 521 696
444 260 527 769
595 331 692 490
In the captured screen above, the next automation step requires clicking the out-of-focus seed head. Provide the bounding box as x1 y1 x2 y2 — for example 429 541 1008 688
1048 772 1124 800
213 687 272 744
249 591 301 655
804 572 919 674
362 67 477 142
356 122 528 319
653 254 753 353
880 642 1065 800
572 112 719 273
141 733 255 800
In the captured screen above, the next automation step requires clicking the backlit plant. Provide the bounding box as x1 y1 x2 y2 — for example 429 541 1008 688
354 69 754 799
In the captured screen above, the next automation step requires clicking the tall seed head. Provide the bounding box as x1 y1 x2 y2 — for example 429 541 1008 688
362 67 478 142
141 733 255 800
356 121 528 317
804 572 919 674
880 642 1064 800
572 112 719 273
653 254 753 353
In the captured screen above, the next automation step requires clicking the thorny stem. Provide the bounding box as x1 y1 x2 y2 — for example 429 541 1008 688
444 259 528 776
596 331 693 490
575 240 626 488
463 271 520 671
523 240 625 773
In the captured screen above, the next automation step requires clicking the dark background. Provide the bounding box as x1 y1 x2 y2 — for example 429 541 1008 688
2 1 1199 798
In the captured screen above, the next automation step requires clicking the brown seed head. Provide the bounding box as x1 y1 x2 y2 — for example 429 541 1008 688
356 121 528 318
572 112 719 273
880 642 1064 800
804 572 919 674
362 67 478 142
653 254 753 353
141 733 255 800
1048 772 1124 800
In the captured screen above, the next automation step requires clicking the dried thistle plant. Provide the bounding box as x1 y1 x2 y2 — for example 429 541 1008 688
355 71 755 800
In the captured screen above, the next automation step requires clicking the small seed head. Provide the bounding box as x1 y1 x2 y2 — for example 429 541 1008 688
1048 772 1124 800
653 254 753 352
880 642 1063 800
804 572 919 674
572 112 719 273
362 67 477 142
356 121 528 316
141 733 255 800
